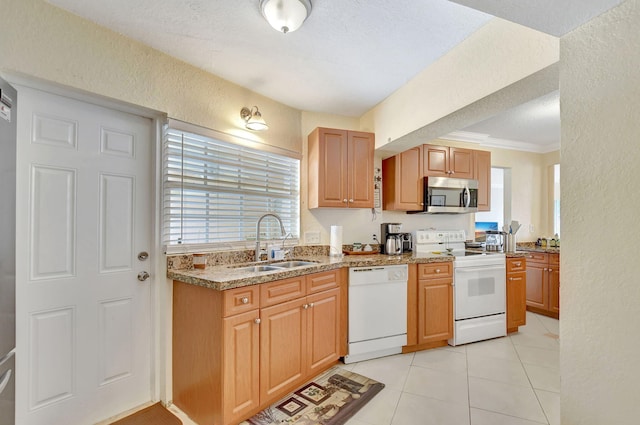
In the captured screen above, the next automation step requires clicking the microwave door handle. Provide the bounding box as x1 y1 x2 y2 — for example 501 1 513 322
463 186 470 207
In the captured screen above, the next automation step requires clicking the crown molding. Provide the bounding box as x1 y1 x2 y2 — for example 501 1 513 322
442 131 559 154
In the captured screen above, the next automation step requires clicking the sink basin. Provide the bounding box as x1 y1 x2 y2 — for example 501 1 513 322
234 265 283 273
272 261 318 268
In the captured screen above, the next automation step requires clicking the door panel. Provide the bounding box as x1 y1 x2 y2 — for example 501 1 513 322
16 86 153 425
307 288 340 375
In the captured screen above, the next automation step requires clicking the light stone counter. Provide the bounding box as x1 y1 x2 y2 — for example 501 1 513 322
167 249 454 291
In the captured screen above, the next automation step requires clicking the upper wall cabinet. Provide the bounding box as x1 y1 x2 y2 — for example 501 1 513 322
383 143 491 212
308 128 375 209
423 145 474 179
473 150 491 212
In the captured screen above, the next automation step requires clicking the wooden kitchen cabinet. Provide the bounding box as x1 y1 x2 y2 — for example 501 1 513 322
382 146 423 211
525 252 560 319
404 262 453 352
308 127 375 208
423 145 474 178
173 269 342 425
506 257 527 333
473 150 491 211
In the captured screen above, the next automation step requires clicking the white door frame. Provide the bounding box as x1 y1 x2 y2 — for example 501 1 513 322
4 72 170 416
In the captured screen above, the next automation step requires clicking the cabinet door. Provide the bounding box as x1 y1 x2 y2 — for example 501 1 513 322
473 150 491 211
306 288 340 376
449 147 474 178
260 297 307 404
549 266 560 315
382 147 423 211
222 310 260 424
309 128 348 208
507 271 527 331
423 145 449 176
418 278 453 344
347 131 375 208
526 263 549 310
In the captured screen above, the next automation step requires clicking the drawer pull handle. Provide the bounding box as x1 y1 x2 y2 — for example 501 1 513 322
241 297 249 304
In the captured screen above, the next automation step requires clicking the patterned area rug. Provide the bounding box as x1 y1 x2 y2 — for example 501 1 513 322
241 366 384 425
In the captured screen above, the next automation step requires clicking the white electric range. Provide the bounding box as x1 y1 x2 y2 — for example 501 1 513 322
414 230 507 346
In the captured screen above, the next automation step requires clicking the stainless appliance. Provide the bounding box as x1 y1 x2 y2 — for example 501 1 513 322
408 176 478 214
345 265 408 363
485 230 506 252
414 230 506 346
0 77 16 425
399 232 412 252
380 222 403 255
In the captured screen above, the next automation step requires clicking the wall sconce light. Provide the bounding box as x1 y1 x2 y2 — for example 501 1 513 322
240 106 269 131
260 0 312 34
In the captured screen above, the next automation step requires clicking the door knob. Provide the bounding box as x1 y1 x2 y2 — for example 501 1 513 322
137 271 150 281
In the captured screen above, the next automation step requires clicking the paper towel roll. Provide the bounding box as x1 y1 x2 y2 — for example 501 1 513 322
330 225 343 257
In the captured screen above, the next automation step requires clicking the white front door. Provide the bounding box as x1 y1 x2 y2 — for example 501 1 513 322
14 85 154 425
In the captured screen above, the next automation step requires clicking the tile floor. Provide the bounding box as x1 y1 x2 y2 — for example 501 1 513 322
343 312 560 425
171 312 559 425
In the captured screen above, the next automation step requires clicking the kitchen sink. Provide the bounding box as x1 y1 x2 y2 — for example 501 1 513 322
233 265 283 273
271 260 318 268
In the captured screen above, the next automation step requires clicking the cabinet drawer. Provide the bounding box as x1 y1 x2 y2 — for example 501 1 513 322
307 270 339 294
260 276 306 307
525 252 547 264
418 262 453 280
507 258 527 273
223 285 260 317
549 253 560 266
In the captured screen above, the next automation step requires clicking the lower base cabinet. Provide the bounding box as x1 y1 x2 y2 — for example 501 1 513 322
173 270 341 425
404 262 453 352
506 257 527 333
525 252 560 319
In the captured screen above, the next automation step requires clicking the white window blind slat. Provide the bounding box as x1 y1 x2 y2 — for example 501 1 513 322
162 127 300 247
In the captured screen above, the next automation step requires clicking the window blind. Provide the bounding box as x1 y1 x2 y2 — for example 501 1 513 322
163 126 300 249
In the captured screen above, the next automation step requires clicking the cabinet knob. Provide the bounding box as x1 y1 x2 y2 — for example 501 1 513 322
509 277 513 281
309 302 314 308
241 297 249 304
435 269 441 273
544 268 548 271
343 199 348 203
450 171 455 174
349 199 354 203
514 262 521 267
548 268 553 272
303 304 309 309
254 318 261 324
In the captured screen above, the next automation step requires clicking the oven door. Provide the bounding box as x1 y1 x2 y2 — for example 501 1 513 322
454 265 506 320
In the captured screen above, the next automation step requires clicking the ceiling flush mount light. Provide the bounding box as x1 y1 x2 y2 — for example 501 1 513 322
260 0 312 34
240 106 269 131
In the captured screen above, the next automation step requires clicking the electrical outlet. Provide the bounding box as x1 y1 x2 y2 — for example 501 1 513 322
304 231 321 244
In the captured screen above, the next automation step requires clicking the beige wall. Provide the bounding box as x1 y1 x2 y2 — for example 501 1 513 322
561 0 640 423
1 0 302 154
362 19 559 150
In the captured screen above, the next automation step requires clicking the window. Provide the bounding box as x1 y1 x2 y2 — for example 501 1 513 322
163 121 300 251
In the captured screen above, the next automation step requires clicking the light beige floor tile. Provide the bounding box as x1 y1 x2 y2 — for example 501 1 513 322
351 354 413 391
346 418 374 425
514 345 560 370
349 387 401 425
535 389 560 425
390 392 470 425
469 377 547 423
518 313 548 334
403 365 469 406
412 346 467 374
441 343 467 354
536 315 560 335
510 332 560 351
470 408 548 425
466 338 520 362
523 363 560 393
467 353 530 387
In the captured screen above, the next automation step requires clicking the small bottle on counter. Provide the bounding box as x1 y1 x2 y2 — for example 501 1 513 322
541 238 547 248
554 233 560 248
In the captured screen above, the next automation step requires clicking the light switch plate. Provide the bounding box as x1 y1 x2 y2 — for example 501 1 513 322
304 231 321 244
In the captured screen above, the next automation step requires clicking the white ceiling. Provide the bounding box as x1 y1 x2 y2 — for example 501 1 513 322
46 0 623 151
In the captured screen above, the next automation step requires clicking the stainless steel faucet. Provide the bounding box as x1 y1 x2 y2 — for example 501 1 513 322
255 213 287 261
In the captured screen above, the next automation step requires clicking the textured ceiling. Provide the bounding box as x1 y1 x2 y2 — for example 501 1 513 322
46 0 622 150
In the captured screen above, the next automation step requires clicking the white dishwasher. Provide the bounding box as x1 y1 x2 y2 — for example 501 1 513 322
344 265 408 364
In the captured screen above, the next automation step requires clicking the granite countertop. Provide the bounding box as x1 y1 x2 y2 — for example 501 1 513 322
168 251 454 291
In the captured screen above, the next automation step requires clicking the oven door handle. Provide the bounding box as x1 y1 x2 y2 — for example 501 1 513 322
455 265 506 274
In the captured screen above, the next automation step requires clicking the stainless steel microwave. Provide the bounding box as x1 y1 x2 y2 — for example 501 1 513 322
408 176 478 214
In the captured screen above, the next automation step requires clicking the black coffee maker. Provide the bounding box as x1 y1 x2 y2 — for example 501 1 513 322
380 223 402 254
